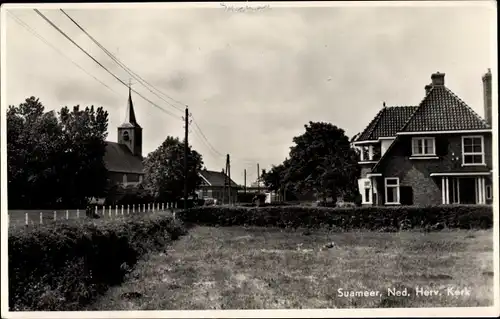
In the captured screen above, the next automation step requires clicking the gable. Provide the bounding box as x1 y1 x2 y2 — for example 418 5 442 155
400 86 490 132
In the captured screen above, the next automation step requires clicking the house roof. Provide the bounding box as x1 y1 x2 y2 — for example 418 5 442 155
356 106 418 141
199 169 238 187
104 141 144 174
399 85 490 132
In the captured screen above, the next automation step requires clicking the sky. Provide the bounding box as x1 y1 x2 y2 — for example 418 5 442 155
2 2 496 185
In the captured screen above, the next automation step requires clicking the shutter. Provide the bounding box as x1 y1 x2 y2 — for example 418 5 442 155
400 186 414 205
436 137 448 156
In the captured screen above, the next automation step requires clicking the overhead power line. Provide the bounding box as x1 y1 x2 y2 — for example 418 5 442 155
33 9 181 120
57 9 239 163
7 11 118 95
59 8 185 114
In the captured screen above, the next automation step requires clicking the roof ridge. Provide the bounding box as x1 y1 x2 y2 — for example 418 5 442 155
398 86 435 132
443 86 491 128
355 107 386 142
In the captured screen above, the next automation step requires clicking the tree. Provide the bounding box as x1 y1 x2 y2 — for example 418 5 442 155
7 97 109 208
57 105 109 205
283 121 360 202
142 136 203 202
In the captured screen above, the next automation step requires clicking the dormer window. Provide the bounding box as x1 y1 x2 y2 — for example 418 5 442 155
411 137 435 156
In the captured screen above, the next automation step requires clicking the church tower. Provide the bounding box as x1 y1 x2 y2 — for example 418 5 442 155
117 85 143 158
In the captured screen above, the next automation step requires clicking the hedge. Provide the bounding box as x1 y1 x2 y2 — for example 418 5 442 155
177 205 493 230
8 213 186 311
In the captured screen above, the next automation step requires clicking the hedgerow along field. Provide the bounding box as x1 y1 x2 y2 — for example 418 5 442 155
9 204 494 310
8 210 186 311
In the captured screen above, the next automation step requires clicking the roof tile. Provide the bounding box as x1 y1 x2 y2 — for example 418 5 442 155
199 169 238 187
104 141 144 174
356 106 417 141
400 86 490 132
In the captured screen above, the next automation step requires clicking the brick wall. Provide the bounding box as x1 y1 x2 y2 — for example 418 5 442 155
373 132 493 206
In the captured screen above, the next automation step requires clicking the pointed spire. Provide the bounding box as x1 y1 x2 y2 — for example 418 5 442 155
122 79 139 126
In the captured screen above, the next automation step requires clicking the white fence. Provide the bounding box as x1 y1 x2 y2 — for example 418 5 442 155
9 202 179 227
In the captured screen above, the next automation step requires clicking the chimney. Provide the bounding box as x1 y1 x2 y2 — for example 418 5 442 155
482 68 492 126
431 72 445 86
425 83 433 95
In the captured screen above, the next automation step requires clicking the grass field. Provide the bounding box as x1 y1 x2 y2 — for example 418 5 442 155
88 226 494 310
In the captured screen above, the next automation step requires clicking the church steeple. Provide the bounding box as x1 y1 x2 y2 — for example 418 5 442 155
122 80 140 128
118 80 143 158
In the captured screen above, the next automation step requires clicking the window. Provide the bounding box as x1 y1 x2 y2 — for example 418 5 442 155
139 175 143 183
361 146 370 161
384 177 400 204
122 174 128 184
362 179 372 204
411 137 435 156
202 188 209 197
462 136 485 165
486 185 492 200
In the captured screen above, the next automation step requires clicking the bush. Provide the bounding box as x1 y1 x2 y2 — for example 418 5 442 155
177 204 493 231
8 214 186 311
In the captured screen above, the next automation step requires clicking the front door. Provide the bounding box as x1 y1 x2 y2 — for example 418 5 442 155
459 178 476 204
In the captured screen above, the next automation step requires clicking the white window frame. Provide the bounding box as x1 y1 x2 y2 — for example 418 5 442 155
462 135 485 166
411 137 436 156
362 179 372 204
485 184 492 200
384 177 400 205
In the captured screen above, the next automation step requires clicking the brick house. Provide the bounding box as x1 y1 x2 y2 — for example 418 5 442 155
103 87 144 188
352 70 494 206
197 169 239 204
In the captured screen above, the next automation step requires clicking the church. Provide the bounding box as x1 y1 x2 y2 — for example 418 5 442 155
103 86 145 188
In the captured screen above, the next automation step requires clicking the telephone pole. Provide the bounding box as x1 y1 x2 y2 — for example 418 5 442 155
244 169 247 194
257 163 260 193
227 154 231 205
183 106 189 210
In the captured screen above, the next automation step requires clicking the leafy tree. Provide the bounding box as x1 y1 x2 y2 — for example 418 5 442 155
142 136 203 202
283 121 360 202
7 97 109 208
57 105 109 205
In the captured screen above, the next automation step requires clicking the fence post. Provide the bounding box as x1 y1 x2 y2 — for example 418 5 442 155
115 205 118 216
25 213 28 226
66 210 69 220
132 204 135 213
121 205 124 215
40 212 43 224
77 209 80 219
143 203 146 212
127 204 130 215
109 206 112 217
102 206 105 216
54 211 57 221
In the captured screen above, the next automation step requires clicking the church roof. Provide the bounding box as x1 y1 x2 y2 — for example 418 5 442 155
120 87 141 128
104 141 144 174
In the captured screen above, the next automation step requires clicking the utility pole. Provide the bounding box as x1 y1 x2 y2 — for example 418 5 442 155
227 154 231 205
244 169 247 194
222 168 226 205
257 163 260 193
183 106 189 210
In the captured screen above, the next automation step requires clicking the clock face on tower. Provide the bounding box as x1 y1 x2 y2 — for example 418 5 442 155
123 131 130 141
